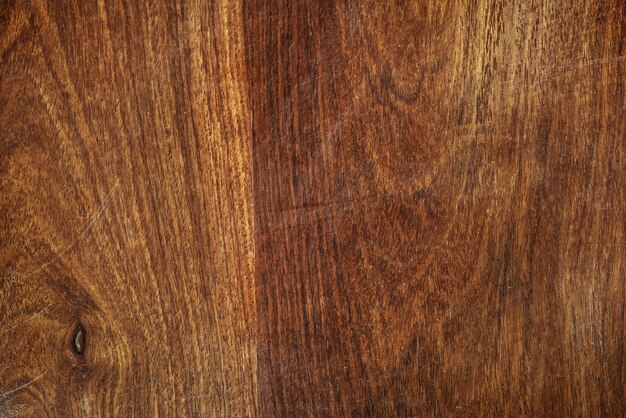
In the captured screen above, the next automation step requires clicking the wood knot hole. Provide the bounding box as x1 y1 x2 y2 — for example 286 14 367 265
73 324 85 356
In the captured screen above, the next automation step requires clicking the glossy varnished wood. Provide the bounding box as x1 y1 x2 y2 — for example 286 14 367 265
2 0 625 416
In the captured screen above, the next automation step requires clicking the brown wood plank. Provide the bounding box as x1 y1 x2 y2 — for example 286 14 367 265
245 0 626 416
1 0 625 416
1 0 255 416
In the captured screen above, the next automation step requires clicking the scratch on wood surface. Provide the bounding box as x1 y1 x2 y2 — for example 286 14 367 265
24 180 120 278
0 303 52 335
0 370 48 398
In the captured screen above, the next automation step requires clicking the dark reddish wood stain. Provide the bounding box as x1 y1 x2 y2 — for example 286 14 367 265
1 0 625 416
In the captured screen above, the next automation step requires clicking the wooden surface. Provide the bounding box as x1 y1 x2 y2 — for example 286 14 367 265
1 0 625 416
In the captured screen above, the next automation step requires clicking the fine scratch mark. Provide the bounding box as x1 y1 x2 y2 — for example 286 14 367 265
0 303 53 335
0 370 48 398
297 72 327 87
24 180 120 278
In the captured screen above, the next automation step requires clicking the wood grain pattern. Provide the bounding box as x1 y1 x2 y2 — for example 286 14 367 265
1 0 255 416
2 0 625 416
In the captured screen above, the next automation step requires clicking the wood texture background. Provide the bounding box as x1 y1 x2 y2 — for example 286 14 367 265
1 0 625 416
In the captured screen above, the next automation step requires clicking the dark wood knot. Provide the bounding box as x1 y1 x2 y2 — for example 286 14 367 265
73 323 85 356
